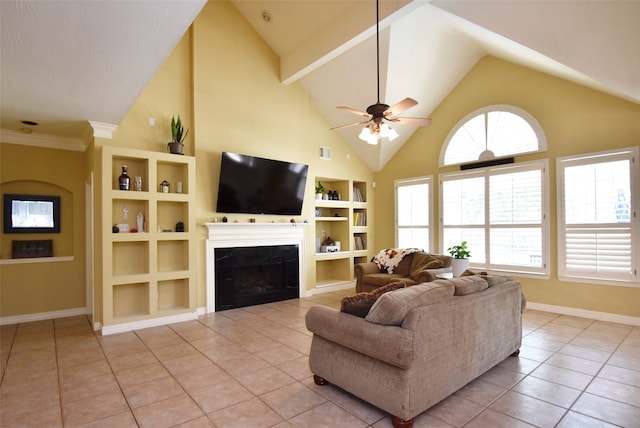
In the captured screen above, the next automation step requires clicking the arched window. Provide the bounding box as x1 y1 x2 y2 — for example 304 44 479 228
440 105 546 167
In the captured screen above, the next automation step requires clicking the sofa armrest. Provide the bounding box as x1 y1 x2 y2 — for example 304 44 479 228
305 305 413 369
354 262 382 277
414 267 452 283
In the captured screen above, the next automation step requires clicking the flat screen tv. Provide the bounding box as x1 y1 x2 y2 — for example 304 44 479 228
3 194 61 233
216 152 309 216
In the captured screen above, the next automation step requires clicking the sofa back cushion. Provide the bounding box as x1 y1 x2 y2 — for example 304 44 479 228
365 282 455 326
432 276 488 296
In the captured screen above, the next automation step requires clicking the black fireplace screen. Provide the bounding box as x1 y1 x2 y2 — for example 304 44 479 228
214 244 299 311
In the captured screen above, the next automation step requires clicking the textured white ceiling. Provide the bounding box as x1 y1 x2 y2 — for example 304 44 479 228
1 0 638 170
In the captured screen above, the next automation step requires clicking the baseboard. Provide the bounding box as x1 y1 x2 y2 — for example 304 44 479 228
100 312 199 336
0 307 88 326
311 281 355 295
526 302 640 327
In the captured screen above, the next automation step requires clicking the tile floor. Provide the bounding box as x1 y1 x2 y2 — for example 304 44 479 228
1 289 639 427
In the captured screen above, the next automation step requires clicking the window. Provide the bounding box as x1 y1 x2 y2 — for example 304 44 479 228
441 105 546 167
557 147 639 285
395 176 432 251
440 160 549 275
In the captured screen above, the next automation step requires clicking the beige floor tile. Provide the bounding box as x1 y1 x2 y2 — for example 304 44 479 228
453 378 507 406
108 349 158 372
558 343 612 363
512 375 581 408
260 382 327 419
530 363 593 390
123 375 185 408
60 372 121 404
598 363 640 388
571 392 640 427
586 377 640 407
151 341 198 362
0 403 62 428
114 361 170 388
287 401 368 427
235 365 296 395
426 394 484 427
545 353 604 375
477 365 527 389
173 415 216 427
188 378 254 413
275 355 313 381
215 353 272 377
465 408 536 428
174 365 227 392
62 390 129 426
255 343 304 365
133 392 205 428
208 396 283 428
556 410 619 428
58 359 113 385
161 351 214 375
80 410 138 428
490 390 566 427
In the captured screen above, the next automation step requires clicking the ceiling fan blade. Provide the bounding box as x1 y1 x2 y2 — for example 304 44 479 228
384 97 418 117
389 117 433 126
337 106 371 118
329 120 370 131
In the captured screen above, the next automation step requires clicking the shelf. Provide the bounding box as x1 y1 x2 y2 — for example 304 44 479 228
315 200 350 208
101 146 196 331
315 216 348 222
315 251 350 260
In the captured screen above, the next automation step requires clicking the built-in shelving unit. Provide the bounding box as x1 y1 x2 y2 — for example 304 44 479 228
101 146 196 333
314 177 371 288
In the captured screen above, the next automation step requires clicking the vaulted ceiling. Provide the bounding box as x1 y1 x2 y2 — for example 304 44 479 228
1 1 638 170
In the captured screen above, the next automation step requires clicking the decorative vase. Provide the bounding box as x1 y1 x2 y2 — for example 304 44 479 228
451 258 469 277
316 193 323 200
167 142 184 155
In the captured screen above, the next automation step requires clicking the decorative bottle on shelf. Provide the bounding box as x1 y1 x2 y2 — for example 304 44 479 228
119 166 130 190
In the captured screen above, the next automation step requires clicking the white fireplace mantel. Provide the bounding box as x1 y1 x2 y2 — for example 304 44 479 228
204 222 309 313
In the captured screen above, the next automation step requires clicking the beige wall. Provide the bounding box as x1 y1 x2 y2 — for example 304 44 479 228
374 56 640 317
0 143 87 316
96 0 373 315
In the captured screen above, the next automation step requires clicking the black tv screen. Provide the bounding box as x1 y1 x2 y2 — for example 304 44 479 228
216 152 309 215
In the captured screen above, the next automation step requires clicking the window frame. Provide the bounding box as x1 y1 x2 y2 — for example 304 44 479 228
439 159 550 277
440 104 547 167
557 147 639 287
395 176 434 252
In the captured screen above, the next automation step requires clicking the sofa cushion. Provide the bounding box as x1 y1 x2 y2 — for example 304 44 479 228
363 273 416 287
409 258 444 281
340 281 407 317
365 282 455 326
432 276 488 296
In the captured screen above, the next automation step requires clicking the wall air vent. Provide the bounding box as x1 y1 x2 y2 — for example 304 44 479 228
320 146 331 160
461 157 514 170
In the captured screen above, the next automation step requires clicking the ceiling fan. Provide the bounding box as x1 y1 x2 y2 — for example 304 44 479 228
331 0 432 144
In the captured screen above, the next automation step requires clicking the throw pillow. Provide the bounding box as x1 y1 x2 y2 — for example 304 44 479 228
365 282 455 326
410 258 444 280
443 276 489 296
340 281 407 317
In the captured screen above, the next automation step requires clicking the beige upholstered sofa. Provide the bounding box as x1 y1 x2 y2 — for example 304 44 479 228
355 250 452 293
305 275 523 428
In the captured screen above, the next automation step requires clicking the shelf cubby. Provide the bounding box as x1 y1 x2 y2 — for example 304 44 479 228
113 282 149 318
158 279 190 311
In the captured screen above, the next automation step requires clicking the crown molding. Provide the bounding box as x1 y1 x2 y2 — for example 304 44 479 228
89 121 117 139
0 129 87 152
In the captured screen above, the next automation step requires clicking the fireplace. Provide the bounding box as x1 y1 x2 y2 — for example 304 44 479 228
204 223 308 313
214 245 299 311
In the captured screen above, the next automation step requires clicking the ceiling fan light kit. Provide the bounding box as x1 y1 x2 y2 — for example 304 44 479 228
332 0 431 144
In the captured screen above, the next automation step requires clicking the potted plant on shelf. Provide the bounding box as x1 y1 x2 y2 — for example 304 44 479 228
447 240 471 277
168 115 188 155
315 182 325 200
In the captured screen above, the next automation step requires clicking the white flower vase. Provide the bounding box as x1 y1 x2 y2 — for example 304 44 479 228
451 258 469 277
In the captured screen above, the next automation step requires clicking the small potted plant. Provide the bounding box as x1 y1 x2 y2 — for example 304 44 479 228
168 115 189 155
315 182 325 200
447 240 471 277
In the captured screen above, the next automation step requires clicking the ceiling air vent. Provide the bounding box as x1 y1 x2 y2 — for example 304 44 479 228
320 147 331 160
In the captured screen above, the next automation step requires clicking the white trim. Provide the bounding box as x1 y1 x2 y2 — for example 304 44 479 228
0 256 74 265
0 130 86 152
0 307 87 326
312 281 354 294
395 175 434 252
100 312 198 336
204 223 308 313
526 302 640 327
440 104 547 167
89 121 117 139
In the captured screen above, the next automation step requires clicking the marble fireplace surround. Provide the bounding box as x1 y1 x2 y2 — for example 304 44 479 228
204 222 308 313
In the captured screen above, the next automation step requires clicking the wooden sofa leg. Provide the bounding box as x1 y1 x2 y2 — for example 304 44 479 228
391 416 413 428
313 375 329 385
511 349 520 357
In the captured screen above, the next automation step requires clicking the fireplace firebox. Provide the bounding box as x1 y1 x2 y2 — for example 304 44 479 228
214 244 299 311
